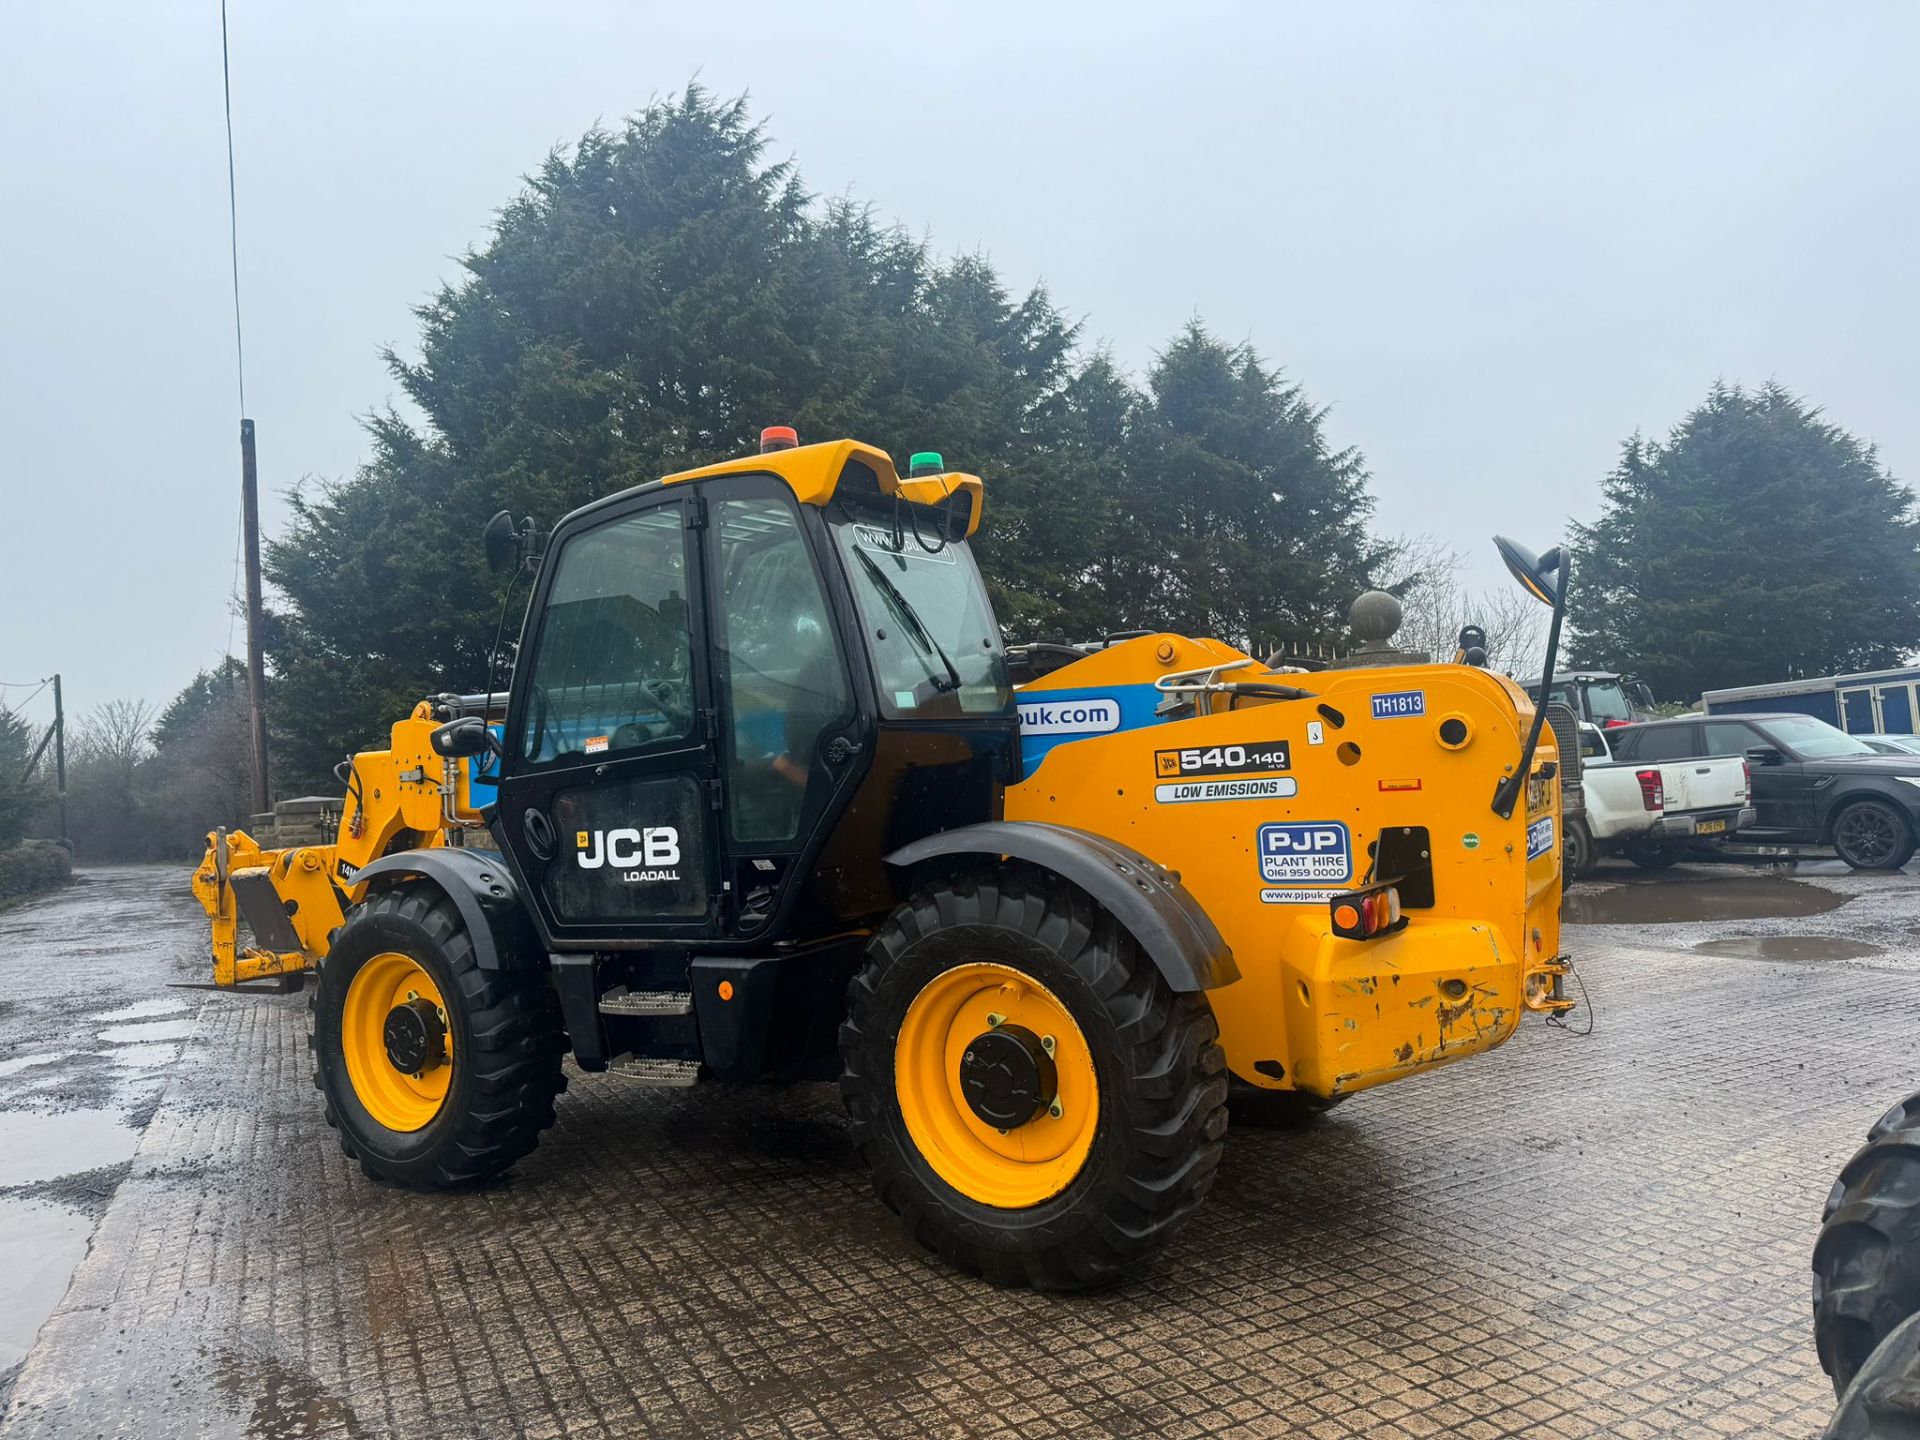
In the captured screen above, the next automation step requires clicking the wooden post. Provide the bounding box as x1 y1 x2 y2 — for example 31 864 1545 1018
241 419 270 814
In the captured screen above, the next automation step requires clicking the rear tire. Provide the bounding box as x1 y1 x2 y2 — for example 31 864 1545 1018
1833 800 1917 872
312 885 566 1189
1827 1311 1920 1438
840 868 1227 1291
1563 818 1597 883
1813 1092 1920 1397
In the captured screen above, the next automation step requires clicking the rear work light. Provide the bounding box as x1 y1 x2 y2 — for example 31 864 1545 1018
1330 883 1406 941
1635 768 1664 811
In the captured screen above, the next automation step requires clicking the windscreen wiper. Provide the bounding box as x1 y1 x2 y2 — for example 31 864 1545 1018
855 548 962 693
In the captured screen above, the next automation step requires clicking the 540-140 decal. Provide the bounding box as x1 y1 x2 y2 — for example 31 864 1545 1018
1153 741 1291 779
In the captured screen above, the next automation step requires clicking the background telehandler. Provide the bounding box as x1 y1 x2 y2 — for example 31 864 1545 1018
195 430 1573 1289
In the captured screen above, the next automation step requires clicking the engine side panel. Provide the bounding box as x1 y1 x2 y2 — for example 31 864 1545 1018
1007 636 1561 1097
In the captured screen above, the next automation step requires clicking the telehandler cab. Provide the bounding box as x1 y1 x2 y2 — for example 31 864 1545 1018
195 431 1574 1289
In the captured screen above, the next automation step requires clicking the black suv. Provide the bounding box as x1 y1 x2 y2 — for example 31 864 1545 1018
1608 712 1920 870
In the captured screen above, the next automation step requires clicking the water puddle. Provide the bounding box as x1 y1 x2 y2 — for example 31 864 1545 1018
211 1348 365 1438
0 1052 66 1080
1564 877 1846 926
95 1018 195 1045
107 1041 186 1073
1693 935 1883 962
0 1198 91 1371
89 998 188 1024
0 1108 140 1189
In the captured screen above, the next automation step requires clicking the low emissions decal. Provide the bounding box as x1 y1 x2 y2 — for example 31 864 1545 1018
1153 741 1291 779
1017 697 1122 737
1370 690 1426 720
1256 822 1351 884
1155 777 1298 805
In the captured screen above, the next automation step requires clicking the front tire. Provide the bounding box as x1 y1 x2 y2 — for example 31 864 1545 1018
840 869 1227 1291
312 885 566 1189
1814 1092 1920 1397
1833 800 1917 872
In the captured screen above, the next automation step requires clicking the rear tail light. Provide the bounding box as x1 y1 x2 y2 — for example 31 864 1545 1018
1742 760 1751 796
1635 768 1664 811
1331 884 1405 941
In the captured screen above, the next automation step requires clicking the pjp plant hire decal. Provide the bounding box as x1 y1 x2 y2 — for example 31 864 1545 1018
1256 822 1351 884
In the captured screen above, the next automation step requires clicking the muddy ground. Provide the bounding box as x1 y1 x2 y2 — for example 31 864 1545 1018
0 866 204 1402
1 857 1916 1437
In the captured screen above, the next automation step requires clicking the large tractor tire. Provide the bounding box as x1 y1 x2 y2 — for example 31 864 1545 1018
1833 799 1917 872
840 868 1227 1291
311 886 567 1189
1814 1092 1920 1398
1826 1310 1920 1438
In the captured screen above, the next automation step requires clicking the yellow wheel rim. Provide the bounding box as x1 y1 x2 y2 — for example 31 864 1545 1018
341 951 453 1133
895 962 1099 1209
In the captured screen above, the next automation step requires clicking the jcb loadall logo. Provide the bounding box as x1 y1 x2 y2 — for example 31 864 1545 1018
575 827 682 883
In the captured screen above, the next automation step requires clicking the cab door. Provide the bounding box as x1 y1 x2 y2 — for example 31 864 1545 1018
699 478 863 936
494 492 719 945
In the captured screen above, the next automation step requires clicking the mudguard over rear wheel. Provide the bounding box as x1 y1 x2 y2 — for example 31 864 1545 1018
840 868 1227 1291
311 886 566 1189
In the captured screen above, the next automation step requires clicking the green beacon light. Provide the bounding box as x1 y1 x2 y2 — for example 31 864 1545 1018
908 451 944 478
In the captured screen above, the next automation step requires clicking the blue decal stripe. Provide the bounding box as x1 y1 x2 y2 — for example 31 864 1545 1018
1017 683 1165 780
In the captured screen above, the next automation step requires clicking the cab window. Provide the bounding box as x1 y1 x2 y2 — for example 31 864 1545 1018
1580 681 1633 724
711 497 852 844
517 508 694 764
828 505 1012 720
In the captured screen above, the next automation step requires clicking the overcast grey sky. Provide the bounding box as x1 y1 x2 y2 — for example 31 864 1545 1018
2 1 1915 722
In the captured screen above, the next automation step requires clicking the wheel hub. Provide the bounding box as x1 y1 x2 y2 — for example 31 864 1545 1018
383 997 447 1075
959 1024 1057 1129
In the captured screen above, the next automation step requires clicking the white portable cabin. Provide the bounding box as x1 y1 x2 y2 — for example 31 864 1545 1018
1701 665 1920 736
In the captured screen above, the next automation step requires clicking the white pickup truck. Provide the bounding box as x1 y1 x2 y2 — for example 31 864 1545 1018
1564 723 1755 878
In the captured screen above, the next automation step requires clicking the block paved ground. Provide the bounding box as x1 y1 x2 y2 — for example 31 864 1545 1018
4 875 1915 1438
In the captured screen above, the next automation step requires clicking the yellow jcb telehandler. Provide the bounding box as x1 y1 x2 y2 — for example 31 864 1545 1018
195 431 1573 1289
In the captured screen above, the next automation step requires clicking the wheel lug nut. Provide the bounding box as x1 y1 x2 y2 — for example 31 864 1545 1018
1040 1035 1056 1056
986 1012 1005 1028
1048 1101 1064 1120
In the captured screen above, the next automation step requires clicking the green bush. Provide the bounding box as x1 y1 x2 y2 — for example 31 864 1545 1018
0 840 73 904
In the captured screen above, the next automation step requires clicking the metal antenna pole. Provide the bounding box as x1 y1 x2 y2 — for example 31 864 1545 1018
241 419 270 815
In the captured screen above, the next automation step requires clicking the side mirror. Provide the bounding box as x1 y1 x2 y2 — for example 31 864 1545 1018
1745 745 1786 767
483 511 549 575
1493 535 1565 608
431 716 504 760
